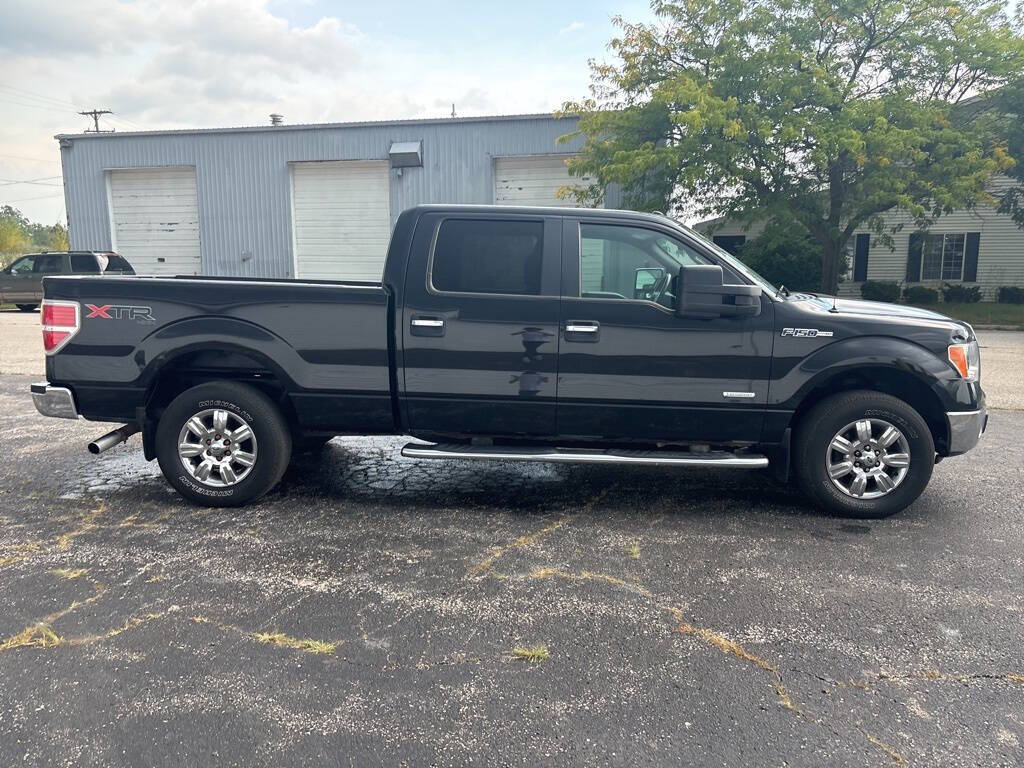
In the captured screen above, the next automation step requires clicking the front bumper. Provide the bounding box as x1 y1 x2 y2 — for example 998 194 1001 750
946 403 988 455
31 382 79 420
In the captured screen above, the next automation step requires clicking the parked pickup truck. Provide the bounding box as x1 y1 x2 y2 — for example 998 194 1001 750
31 205 986 517
1 251 134 311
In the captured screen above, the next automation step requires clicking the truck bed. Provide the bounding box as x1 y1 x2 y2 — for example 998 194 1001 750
42 274 396 433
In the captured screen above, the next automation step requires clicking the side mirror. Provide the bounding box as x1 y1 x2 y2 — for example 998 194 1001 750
676 264 762 318
634 267 665 299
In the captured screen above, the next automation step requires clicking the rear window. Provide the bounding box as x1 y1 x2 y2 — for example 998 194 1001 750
103 253 134 273
431 219 543 296
33 254 63 273
70 254 101 273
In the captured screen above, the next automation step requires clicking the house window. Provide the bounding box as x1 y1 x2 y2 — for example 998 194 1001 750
921 234 966 281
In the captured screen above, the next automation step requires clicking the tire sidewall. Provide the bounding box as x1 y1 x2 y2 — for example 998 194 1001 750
156 383 288 507
797 392 934 518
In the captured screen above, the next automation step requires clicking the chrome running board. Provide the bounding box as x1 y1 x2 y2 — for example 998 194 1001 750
400 443 768 468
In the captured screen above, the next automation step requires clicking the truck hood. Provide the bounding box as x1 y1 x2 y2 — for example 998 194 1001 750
791 293 964 325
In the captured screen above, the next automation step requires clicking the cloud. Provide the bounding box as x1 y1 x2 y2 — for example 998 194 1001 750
558 20 586 35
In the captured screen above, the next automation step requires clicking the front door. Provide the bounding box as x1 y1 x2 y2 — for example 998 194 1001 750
401 212 562 438
556 218 774 445
0 255 39 304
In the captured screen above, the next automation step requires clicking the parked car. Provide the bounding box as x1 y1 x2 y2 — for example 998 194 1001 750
30 205 986 517
0 251 134 311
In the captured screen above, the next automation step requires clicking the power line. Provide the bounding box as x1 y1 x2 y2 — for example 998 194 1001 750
0 177 63 187
0 96 75 115
0 153 60 164
2 191 65 203
0 84 80 109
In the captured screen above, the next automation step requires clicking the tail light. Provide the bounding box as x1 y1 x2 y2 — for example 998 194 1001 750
41 300 80 354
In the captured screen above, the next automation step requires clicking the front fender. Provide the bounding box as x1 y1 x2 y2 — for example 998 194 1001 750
770 335 978 412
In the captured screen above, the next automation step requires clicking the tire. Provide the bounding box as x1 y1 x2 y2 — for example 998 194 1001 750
16 304 37 312
155 381 291 507
794 390 934 518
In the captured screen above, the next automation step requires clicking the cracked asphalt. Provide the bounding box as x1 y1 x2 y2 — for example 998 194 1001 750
0 371 1022 767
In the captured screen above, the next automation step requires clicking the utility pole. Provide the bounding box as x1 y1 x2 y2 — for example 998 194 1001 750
79 109 114 133
451 103 456 118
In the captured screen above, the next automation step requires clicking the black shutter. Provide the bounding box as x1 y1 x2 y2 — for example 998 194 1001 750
963 232 980 282
853 233 870 282
906 232 923 282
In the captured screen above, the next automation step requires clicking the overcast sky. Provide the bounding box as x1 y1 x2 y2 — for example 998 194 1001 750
0 0 653 224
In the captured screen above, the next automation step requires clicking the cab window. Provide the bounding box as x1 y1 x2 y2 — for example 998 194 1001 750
8 255 36 275
33 254 63 273
579 223 713 309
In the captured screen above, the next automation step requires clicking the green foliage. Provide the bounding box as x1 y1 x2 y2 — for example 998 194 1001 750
860 280 900 302
561 0 1024 294
734 221 825 292
942 282 983 303
0 205 67 266
998 286 1024 303
903 285 939 303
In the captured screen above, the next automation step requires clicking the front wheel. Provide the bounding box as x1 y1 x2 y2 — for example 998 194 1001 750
155 381 291 507
794 390 934 518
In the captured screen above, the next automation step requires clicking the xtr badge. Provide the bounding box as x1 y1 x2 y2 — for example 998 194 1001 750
86 304 155 323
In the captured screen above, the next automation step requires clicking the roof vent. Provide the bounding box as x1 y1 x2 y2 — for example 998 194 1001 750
269 114 284 126
389 140 423 168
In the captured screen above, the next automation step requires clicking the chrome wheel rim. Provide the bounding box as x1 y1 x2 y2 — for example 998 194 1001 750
826 418 910 499
177 408 258 487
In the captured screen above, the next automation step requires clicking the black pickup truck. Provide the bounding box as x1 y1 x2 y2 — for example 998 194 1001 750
32 205 986 517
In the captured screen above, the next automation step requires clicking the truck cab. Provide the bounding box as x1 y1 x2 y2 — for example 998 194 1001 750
31 205 986 517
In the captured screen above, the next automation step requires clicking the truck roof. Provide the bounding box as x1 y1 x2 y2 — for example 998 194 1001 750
408 203 679 227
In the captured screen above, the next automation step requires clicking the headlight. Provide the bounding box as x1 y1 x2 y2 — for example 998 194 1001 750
948 340 980 382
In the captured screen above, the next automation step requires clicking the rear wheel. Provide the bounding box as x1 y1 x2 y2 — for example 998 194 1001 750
16 304 37 312
794 390 934 518
155 381 291 507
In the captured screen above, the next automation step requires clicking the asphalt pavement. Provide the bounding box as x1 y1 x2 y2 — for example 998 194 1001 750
0 371 1022 767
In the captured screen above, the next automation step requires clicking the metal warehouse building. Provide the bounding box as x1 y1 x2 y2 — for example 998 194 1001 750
57 113 605 280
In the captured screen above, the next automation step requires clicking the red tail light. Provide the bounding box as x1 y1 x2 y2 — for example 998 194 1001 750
41 300 80 354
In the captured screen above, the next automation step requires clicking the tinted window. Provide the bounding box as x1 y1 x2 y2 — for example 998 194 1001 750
8 256 36 275
33 254 63 273
103 253 134 273
431 219 543 295
70 254 101 273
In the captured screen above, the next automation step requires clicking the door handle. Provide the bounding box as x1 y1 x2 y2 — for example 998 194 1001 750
564 320 600 342
410 315 446 337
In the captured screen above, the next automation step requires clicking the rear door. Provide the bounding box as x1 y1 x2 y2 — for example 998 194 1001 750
32 254 65 302
401 212 562 437
556 217 774 444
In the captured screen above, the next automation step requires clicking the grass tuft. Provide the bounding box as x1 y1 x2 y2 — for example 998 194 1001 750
511 644 549 663
53 568 88 580
253 630 336 655
627 541 641 559
1 624 62 651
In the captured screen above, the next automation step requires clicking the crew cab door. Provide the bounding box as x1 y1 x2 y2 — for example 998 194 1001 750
556 217 773 444
401 212 561 437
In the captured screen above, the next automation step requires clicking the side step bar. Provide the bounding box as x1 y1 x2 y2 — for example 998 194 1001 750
401 442 768 469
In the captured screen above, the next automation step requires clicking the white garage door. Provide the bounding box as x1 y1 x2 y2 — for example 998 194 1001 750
493 154 595 207
291 160 392 281
107 167 201 276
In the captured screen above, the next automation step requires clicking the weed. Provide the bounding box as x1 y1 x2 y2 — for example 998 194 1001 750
253 630 336 655
1 624 61 651
511 645 549 663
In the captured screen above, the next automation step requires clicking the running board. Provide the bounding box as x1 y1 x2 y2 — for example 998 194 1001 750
400 442 768 468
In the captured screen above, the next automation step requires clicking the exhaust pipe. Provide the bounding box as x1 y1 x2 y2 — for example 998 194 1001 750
88 424 140 455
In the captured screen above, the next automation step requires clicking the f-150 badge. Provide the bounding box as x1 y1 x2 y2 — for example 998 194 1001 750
781 328 833 338
85 304 155 323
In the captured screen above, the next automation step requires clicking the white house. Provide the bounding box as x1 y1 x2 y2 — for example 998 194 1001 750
694 176 1024 300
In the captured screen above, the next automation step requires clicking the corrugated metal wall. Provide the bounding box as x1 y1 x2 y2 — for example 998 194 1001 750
59 115 589 278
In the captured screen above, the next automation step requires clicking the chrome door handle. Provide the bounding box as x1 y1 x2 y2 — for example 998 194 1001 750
410 315 445 337
564 321 600 342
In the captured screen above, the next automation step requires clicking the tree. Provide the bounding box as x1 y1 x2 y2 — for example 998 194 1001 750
737 223 831 292
0 205 31 257
561 0 1024 294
